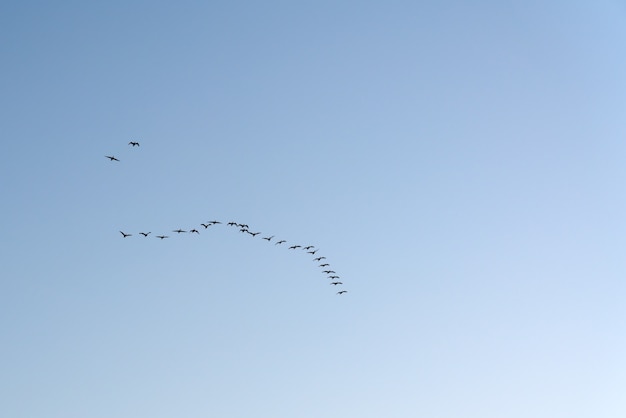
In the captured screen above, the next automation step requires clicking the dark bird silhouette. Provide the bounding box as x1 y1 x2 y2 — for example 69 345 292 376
247 231 260 237
322 270 335 274
128 141 140 147
275 240 286 245
319 264 330 267
303 246 315 250
119 231 132 238
314 257 326 261
200 223 210 229
173 229 187 233
105 155 120 161
190 229 200 234
156 235 169 239
227 222 237 226
262 236 274 241
208 220 221 225
139 232 151 237
328 275 340 279
307 249 318 255
239 228 248 233
289 245 301 249
238 223 249 229
337 291 348 295
330 282 343 285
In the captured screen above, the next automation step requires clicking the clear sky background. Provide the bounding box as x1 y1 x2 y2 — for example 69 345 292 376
1 1 626 417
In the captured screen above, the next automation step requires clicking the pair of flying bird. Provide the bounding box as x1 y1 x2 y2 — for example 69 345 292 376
105 141 140 161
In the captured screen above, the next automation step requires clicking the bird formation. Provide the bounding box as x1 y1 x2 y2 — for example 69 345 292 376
107 141 347 296
117 220 347 295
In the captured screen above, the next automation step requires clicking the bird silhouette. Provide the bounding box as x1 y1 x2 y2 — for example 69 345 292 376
119 231 132 238
247 231 260 237
262 235 274 241
337 291 348 295
307 249 318 255
328 275 340 279
208 220 221 225
200 223 210 229
156 235 169 239
190 229 200 234
319 264 330 267
128 141 140 147
173 229 187 233
303 246 315 250
139 232 151 237
322 270 335 274
330 282 343 285
105 155 120 161
289 245 301 249
275 240 286 245
314 257 326 261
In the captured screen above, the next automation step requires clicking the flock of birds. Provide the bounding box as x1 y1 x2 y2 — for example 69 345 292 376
106 142 347 295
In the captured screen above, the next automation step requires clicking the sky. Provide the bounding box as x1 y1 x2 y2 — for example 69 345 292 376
1 1 626 417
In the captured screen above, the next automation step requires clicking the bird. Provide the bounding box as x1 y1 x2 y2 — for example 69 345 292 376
328 275 340 279
289 245 301 249
322 270 335 274
119 231 132 238
314 257 326 261
139 232 151 237
173 229 187 233
200 223 210 229
128 141 140 147
337 291 348 295
275 240 286 245
190 229 200 234
262 235 274 241
239 228 248 233
247 231 260 237
307 249 318 255
105 155 120 161
208 220 221 225
156 235 169 239
319 264 330 267
330 282 343 285
303 246 315 250
227 222 237 226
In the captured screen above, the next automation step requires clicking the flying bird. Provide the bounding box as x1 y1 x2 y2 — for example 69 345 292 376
128 141 140 147
322 270 335 274
328 275 340 279
190 229 200 234
303 246 315 250
307 249 318 255
200 223 210 229
262 236 274 241
330 282 343 285
139 232 151 237
105 155 120 161
314 257 326 261
173 229 187 233
337 291 348 295
275 240 286 245
119 231 132 238
156 235 169 239
289 245 301 249
208 220 221 225
247 231 260 237
319 264 330 267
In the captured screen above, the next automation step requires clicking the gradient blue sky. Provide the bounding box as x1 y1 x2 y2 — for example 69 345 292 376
2 1 626 417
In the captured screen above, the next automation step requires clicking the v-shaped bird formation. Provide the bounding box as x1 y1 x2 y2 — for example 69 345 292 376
108 141 347 296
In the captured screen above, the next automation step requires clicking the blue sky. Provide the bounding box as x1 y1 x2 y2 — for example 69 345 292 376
1 1 626 417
